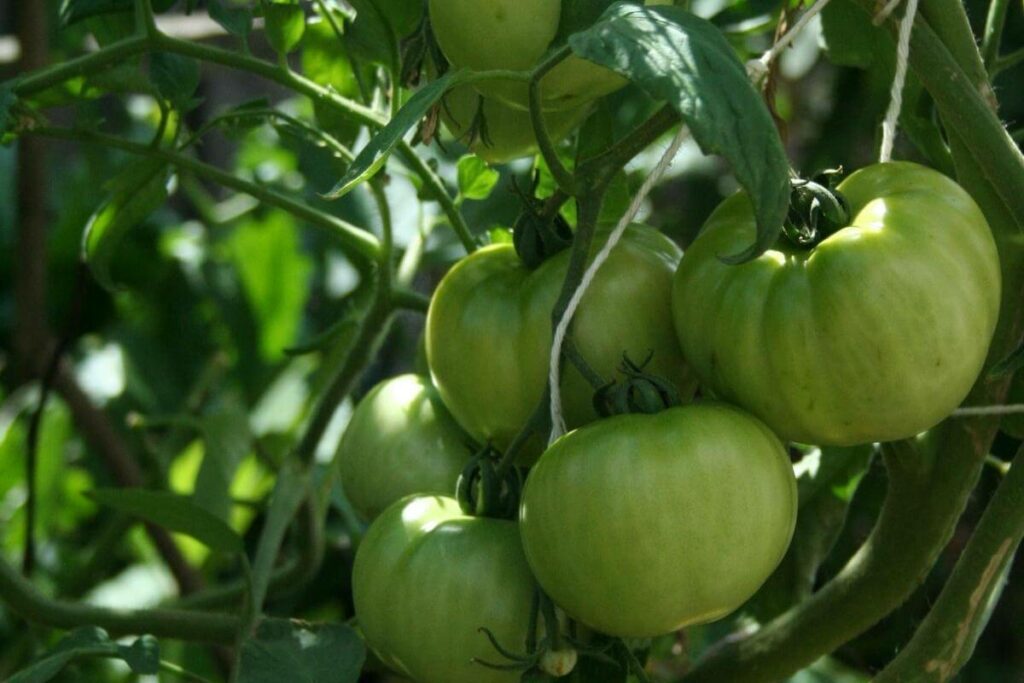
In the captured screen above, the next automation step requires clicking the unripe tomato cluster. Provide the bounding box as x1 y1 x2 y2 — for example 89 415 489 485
340 0 1002 672
341 158 1000 682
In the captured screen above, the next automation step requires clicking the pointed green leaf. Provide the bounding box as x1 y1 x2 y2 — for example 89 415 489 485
265 2 307 55
194 406 253 521
89 488 244 554
209 0 253 39
237 619 364 683
117 635 161 675
81 157 171 291
150 52 202 106
325 69 463 198
569 4 790 262
457 155 500 200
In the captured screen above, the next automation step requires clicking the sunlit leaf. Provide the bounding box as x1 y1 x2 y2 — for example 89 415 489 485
326 69 462 198
89 488 244 554
569 3 790 262
457 155 500 200
81 157 171 291
265 1 307 56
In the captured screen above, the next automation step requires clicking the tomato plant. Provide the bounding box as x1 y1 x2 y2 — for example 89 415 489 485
672 162 1002 446
336 374 472 520
426 224 696 453
2 1 1023 682
353 495 539 683
519 402 797 638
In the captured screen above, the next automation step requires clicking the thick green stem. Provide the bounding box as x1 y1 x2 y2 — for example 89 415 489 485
11 36 150 95
32 127 381 267
530 46 576 196
875 446 1024 682
0 555 238 643
981 0 1012 72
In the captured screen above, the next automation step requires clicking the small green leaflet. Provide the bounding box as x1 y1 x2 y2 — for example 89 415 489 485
89 488 244 554
81 157 171 291
8 628 159 683
265 1 307 56
150 52 202 106
990 341 1024 379
569 3 790 262
325 69 463 198
193 406 253 522
457 155 500 200
237 619 365 683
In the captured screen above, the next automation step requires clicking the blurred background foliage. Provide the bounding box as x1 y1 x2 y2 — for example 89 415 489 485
0 0 1021 680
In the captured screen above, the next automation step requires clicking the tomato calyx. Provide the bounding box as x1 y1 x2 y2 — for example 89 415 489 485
783 168 850 249
474 591 579 680
456 446 524 519
593 353 681 418
512 175 574 268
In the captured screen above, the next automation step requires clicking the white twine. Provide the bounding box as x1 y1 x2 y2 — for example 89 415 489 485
953 405 1024 417
547 125 691 444
747 0 835 84
878 0 921 162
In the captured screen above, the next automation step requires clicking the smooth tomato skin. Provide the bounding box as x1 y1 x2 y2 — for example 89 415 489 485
336 375 471 521
428 0 560 104
353 496 537 683
426 224 696 454
440 85 590 164
519 403 797 638
672 162 1001 446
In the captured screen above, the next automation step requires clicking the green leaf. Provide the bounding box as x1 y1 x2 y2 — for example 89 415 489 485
118 635 161 675
209 0 253 39
8 628 158 683
237 619 365 683
228 210 313 360
555 0 621 44
457 155 500 200
569 4 790 262
89 488 244 554
150 52 202 106
265 1 307 55
326 69 462 198
748 445 875 621
81 157 171 291
344 0 398 68
247 463 310 614
820 0 883 68
194 406 253 521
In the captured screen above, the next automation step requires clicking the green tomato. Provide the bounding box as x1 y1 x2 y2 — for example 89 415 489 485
353 495 538 683
672 162 1001 446
426 224 696 454
440 85 590 164
336 375 471 521
1003 373 1024 439
538 0 673 111
519 402 797 638
428 0 561 105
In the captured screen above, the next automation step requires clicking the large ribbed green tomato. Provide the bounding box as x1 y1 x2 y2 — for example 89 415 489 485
673 162 1001 446
440 85 590 164
426 225 696 453
353 496 537 683
336 375 471 521
519 403 797 638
